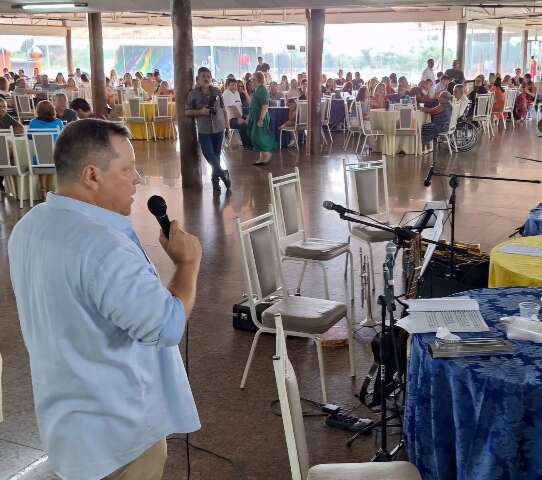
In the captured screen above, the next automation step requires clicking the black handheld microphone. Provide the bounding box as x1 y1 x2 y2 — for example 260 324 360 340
147 195 171 238
323 200 349 215
423 166 435 187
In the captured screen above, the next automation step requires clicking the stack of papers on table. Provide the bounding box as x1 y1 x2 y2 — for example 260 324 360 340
500 244 542 257
397 298 489 334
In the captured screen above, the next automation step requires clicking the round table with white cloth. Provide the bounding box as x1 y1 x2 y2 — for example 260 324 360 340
368 109 430 156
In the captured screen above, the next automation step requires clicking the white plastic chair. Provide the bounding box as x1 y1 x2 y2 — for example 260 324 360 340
437 101 461 155
236 208 355 403
279 100 308 150
343 100 361 150
273 314 422 480
472 92 494 137
321 96 333 144
0 128 28 209
356 103 385 155
14 95 35 122
268 168 354 303
501 88 518 129
26 129 59 207
343 157 395 327
152 96 176 140
125 97 151 141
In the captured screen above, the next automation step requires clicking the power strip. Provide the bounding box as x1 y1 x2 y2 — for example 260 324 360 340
325 413 373 433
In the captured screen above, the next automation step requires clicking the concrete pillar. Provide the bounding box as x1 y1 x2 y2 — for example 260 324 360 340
87 13 107 118
65 26 73 75
305 9 325 157
523 30 529 73
496 26 503 75
172 0 202 188
457 22 467 74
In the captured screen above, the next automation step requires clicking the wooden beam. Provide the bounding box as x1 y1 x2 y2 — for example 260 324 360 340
172 0 202 189
87 13 107 118
306 8 325 157
65 27 73 76
496 25 503 75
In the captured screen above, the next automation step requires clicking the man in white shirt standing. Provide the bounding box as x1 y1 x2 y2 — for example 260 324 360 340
421 58 436 83
222 78 252 148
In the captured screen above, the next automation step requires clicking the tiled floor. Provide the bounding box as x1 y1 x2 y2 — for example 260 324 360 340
1 120 541 479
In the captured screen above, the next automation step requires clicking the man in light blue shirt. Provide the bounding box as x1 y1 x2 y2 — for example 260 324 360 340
8 119 202 480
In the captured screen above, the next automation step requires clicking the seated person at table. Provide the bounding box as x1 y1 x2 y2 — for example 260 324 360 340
287 79 301 99
516 74 536 121
269 82 285 103
336 69 345 86
237 80 250 108
452 84 469 117
390 73 398 90
491 77 506 122
355 86 370 126
222 78 251 149
280 75 289 92
398 76 409 92
55 73 66 86
122 72 133 88
131 79 147 101
345 72 353 84
435 75 450 95
0 98 23 134
155 80 175 101
382 76 395 95
70 98 103 120
28 100 64 198
54 93 77 123
370 83 387 109
467 75 488 117
0 98 23 192
0 77 15 114
420 91 452 152
322 78 336 96
280 98 298 148
64 77 78 94
298 79 308 100
352 72 363 90
502 74 513 88
13 77 29 96
342 81 353 96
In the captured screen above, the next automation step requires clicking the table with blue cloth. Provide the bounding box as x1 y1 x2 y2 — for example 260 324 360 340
268 107 290 145
329 98 346 129
404 287 542 480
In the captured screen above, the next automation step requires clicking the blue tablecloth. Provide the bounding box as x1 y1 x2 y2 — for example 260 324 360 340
268 107 290 145
329 98 346 128
405 287 542 480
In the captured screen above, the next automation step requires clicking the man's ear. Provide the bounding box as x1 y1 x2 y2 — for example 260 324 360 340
80 164 102 191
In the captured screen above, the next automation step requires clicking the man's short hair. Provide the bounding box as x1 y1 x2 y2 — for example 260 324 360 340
197 66 211 77
55 92 67 101
54 119 130 182
441 75 450 81
226 78 237 86
0 77 8 91
70 98 91 112
36 101 56 122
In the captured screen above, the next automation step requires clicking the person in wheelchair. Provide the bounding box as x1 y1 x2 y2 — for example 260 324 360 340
420 91 453 153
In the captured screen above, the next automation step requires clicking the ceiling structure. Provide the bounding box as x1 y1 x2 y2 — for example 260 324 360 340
0 1 541 30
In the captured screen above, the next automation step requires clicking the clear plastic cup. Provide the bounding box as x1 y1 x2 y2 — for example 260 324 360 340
519 302 541 320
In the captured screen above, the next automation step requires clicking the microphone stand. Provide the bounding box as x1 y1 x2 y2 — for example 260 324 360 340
430 172 541 277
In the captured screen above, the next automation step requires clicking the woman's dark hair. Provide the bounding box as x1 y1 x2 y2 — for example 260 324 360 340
70 98 91 112
494 76 504 93
80 73 89 82
36 100 56 122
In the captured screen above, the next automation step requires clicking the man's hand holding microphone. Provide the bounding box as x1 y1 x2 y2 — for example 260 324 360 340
148 196 202 317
